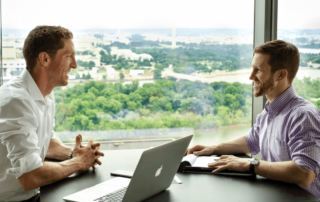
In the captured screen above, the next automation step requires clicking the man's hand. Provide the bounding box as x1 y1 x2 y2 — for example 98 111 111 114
187 137 250 157
18 135 104 190
208 155 250 173
90 141 104 167
187 144 216 156
72 134 104 171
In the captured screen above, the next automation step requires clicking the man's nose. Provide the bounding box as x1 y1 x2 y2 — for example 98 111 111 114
249 71 254 80
71 57 77 69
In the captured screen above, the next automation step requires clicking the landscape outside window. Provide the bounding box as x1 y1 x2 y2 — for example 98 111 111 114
278 0 320 108
1 0 255 149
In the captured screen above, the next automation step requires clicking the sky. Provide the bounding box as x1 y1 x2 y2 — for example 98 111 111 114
3 0 254 30
278 0 320 29
2 0 320 30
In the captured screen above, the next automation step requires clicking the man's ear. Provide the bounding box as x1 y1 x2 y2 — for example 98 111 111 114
275 69 288 81
38 52 51 67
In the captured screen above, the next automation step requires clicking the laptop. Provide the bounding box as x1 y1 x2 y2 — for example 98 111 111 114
63 134 193 202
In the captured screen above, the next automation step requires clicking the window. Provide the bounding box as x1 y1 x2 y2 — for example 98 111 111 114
1 0 254 148
278 0 320 109
0 1 2 85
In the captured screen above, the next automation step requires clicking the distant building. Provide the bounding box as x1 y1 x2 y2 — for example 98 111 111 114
308 61 320 69
138 53 153 61
106 66 120 80
110 47 153 61
2 59 25 82
2 43 17 59
129 69 144 77
74 35 96 51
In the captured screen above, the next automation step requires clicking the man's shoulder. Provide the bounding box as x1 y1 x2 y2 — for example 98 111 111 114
289 96 318 114
0 81 34 114
286 97 319 122
0 78 31 101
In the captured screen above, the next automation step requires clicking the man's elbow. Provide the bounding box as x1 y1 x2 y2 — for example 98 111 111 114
296 167 316 189
18 172 41 191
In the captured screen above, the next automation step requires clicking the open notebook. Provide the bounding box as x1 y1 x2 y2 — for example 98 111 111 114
178 154 254 176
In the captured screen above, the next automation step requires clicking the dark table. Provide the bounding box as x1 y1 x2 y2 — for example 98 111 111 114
41 150 317 202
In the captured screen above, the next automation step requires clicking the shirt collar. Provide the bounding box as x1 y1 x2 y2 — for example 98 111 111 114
22 70 47 103
264 86 297 116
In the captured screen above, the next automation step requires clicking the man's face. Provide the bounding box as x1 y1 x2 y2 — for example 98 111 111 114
47 39 77 87
249 53 274 97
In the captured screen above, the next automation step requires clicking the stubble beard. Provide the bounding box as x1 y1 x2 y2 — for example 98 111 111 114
253 77 274 97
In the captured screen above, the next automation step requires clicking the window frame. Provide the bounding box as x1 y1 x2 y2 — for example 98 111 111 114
0 0 3 86
252 0 277 124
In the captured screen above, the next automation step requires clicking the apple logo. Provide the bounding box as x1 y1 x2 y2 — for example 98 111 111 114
155 165 163 177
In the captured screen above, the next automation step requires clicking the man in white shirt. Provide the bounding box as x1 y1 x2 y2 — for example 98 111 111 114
0 26 104 201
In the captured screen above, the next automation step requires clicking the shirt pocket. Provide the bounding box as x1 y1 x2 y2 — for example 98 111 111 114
271 137 290 161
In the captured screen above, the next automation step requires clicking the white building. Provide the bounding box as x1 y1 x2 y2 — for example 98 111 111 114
110 47 153 61
106 66 120 80
2 59 26 82
129 69 144 77
2 43 17 59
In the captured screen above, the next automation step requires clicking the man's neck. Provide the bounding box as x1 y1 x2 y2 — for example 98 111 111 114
266 83 291 103
29 68 54 97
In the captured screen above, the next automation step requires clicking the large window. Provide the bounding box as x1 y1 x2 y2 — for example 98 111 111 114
278 0 320 108
1 0 254 148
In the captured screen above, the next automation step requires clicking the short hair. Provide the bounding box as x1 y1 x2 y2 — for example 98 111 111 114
23 25 73 71
254 40 300 83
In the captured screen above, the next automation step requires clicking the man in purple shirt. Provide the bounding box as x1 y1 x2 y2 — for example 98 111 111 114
188 40 320 197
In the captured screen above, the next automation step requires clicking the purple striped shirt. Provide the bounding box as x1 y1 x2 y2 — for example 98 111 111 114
246 86 320 197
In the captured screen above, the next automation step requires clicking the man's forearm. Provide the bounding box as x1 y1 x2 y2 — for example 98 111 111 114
215 136 250 155
46 138 73 160
18 159 82 191
255 160 316 188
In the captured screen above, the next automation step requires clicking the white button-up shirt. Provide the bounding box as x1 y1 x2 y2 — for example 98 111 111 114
0 70 55 201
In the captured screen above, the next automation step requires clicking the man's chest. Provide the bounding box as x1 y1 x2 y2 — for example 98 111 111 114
259 114 291 161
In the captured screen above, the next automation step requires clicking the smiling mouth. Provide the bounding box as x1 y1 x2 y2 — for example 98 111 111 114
65 70 70 75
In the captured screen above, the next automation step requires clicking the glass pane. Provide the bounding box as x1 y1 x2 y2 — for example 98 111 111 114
2 0 254 148
278 0 320 109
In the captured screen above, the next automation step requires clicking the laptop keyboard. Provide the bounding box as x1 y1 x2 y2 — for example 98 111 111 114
63 177 131 202
93 186 127 202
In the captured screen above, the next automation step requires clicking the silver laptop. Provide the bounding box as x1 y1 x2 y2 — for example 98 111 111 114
63 135 193 202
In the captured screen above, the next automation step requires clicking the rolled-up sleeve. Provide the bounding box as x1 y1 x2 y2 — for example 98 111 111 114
4 131 43 178
0 98 43 178
288 109 320 175
246 113 263 155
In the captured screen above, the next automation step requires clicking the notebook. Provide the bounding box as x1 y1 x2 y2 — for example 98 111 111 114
63 134 193 202
178 154 254 176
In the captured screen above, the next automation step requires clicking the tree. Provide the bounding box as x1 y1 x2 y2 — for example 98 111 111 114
103 99 122 114
77 60 96 69
54 79 252 131
149 96 173 111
